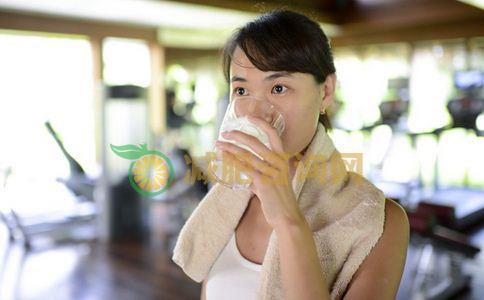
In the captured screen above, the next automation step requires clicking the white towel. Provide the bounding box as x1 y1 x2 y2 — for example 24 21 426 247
172 123 386 299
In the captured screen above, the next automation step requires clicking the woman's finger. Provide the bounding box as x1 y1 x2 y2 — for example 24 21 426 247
246 115 284 154
221 130 284 169
221 150 272 185
217 141 279 178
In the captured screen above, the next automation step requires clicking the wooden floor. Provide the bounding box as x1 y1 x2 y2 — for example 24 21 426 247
0 226 201 300
1 209 484 300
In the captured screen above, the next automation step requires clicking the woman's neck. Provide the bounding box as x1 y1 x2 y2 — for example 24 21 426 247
288 145 309 181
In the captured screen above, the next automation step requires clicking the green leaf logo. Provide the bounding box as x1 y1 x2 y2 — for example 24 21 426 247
110 143 175 196
110 144 147 160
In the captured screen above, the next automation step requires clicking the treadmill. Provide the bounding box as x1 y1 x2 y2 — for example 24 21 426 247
417 70 484 231
0 122 98 249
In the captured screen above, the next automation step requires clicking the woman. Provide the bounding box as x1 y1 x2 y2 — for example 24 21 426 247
193 9 409 299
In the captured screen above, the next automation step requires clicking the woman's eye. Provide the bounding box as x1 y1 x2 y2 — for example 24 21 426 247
233 87 246 96
272 85 287 94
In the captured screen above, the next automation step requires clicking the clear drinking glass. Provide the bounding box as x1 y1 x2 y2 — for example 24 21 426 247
208 96 285 189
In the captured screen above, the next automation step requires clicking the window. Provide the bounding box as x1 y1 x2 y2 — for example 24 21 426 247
0 30 97 181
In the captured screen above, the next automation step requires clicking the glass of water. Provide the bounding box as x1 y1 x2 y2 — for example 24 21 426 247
208 96 285 189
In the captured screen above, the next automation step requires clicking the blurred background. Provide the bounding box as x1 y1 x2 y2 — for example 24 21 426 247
0 0 483 299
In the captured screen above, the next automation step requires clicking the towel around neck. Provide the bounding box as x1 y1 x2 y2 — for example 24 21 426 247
172 122 386 300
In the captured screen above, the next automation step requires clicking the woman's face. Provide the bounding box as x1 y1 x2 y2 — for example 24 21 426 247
229 46 335 157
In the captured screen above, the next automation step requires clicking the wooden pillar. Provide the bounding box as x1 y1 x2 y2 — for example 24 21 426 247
149 41 166 138
90 35 112 242
90 36 104 164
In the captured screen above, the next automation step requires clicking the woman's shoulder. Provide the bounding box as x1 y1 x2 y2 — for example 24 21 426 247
341 198 409 298
383 198 410 242
343 171 387 207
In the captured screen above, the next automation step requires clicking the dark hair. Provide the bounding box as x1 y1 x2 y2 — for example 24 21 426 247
221 9 336 131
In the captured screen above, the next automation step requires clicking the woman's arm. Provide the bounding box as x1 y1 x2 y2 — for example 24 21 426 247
200 279 206 300
343 199 409 299
275 215 331 300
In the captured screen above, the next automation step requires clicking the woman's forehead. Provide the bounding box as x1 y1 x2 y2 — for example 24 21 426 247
230 64 310 84
231 46 256 70
230 46 312 83
230 48 285 78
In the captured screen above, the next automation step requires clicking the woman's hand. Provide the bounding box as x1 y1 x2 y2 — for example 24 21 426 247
215 116 305 230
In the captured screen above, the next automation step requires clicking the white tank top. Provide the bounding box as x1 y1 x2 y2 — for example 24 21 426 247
205 232 262 300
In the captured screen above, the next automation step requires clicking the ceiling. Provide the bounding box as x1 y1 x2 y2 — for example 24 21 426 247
0 0 257 30
2 0 482 31
166 0 484 45
0 0 483 47
165 0 484 29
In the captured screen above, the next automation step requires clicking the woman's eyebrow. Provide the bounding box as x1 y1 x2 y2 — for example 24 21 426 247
231 71 295 83
230 76 247 83
265 71 295 81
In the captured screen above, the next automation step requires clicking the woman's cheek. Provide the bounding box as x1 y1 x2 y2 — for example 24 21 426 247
280 118 300 153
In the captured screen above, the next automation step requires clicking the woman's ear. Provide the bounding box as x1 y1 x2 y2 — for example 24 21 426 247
319 74 337 113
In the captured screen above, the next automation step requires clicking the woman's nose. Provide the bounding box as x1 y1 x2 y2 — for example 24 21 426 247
248 93 265 101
